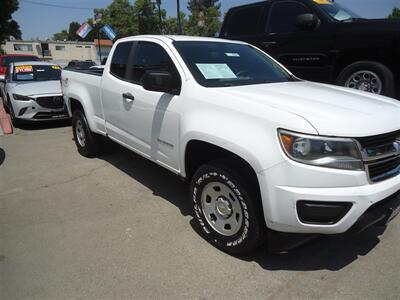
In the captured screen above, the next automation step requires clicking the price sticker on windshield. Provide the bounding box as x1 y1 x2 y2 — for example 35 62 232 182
15 65 33 73
313 0 333 4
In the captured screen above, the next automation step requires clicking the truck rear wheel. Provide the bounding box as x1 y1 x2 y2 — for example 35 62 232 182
336 61 395 97
72 110 102 157
190 159 266 255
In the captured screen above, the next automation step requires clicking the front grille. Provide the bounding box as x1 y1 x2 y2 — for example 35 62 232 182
357 130 400 148
368 156 400 183
36 96 64 109
355 130 400 183
33 111 68 119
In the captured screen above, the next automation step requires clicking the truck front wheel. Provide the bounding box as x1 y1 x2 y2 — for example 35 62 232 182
336 61 395 97
190 159 266 255
72 110 102 157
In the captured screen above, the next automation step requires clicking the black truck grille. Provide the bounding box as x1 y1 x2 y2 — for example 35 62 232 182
355 131 400 183
36 96 64 109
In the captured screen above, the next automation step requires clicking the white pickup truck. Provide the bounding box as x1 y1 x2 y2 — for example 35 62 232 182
62 35 400 254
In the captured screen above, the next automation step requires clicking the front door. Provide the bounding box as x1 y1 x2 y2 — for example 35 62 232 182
102 40 182 172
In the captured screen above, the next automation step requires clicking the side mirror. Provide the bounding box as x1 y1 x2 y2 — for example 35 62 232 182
142 71 180 95
296 13 320 30
0 75 5 83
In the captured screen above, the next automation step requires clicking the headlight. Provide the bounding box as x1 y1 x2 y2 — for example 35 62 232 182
278 129 363 171
12 94 34 101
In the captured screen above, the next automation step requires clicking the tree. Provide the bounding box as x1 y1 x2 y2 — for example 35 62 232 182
164 12 187 34
52 29 68 41
134 0 160 34
67 22 81 41
96 0 138 38
186 0 221 36
388 7 400 19
0 0 22 43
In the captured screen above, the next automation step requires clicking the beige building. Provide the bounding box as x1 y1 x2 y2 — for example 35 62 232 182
1 39 113 67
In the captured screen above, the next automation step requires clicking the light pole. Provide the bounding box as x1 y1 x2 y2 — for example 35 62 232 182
156 0 162 34
177 0 182 34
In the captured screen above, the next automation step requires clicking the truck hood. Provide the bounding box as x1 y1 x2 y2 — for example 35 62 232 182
11 80 62 96
219 81 400 137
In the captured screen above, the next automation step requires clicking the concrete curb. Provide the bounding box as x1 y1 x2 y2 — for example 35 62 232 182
0 101 13 134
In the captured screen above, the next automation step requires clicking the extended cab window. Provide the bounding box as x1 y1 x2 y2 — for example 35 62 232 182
227 5 265 36
130 41 177 85
268 1 311 33
110 41 134 79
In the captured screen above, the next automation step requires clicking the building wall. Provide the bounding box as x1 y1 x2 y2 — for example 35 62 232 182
1 40 101 67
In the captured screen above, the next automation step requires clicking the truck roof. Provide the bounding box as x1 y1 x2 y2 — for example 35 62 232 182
117 35 247 44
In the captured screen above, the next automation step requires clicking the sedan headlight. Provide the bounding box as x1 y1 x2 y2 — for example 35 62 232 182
12 94 34 101
278 129 363 170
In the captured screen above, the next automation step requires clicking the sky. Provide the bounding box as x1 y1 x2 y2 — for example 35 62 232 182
13 0 400 40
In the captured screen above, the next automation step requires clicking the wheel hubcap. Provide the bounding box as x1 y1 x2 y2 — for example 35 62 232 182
75 120 86 147
345 70 382 94
201 182 243 236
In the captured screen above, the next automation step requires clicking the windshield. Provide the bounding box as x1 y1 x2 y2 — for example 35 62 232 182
13 65 61 81
173 41 292 87
313 0 362 22
1 56 38 67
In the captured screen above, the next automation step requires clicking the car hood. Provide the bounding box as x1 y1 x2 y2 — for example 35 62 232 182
217 81 400 137
11 80 62 96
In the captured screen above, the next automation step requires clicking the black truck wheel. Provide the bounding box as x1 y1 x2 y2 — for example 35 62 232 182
190 159 266 255
336 61 395 98
72 109 102 157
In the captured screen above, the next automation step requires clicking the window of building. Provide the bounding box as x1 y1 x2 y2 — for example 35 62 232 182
268 1 311 33
85 46 91 48
110 41 134 79
13 44 33 51
227 5 265 36
55 45 65 51
76 45 83 48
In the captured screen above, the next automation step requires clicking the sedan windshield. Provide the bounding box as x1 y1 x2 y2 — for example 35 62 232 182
13 65 61 81
313 0 362 22
173 41 293 87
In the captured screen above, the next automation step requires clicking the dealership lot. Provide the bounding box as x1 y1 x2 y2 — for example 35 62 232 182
0 123 399 299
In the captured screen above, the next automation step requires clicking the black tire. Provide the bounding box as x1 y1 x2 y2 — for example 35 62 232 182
336 61 395 97
72 109 102 157
190 159 266 255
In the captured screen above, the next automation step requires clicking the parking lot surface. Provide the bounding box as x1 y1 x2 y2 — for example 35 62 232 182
1 124 400 300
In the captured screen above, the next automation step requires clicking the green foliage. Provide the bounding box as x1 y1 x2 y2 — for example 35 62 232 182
186 0 221 36
52 30 68 41
388 7 400 19
0 0 22 43
51 0 222 40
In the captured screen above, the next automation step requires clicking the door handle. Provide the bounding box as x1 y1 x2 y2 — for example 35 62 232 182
261 41 277 48
122 92 135 101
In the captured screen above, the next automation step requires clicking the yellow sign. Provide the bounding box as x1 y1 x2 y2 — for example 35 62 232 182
52 65 61 70
313 0 333 4
15 65 33 73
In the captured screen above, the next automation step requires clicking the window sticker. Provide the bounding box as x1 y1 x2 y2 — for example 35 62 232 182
225 53 240 57
52 65 61 70
15 65 33 73
313 0 333 4
196 64 237 79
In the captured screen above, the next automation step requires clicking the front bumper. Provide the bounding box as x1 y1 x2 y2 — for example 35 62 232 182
259 159 400 234
11 95 69 121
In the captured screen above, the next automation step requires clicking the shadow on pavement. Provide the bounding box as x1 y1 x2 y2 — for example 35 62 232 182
14 119 71 131
0 148 5 167
98 138 384 271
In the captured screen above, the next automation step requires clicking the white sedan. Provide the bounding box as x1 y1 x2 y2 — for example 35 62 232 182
1 61 69 126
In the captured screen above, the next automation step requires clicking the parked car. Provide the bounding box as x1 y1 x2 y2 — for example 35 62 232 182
220 0 400 97
65 60 96 70
0 61 69 126
0 54 39 99
62 35 400 254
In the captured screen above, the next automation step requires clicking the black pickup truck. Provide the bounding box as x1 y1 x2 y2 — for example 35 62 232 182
220 0 400 98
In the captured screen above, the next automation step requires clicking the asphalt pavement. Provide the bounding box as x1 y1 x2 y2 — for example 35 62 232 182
1 123 399 300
